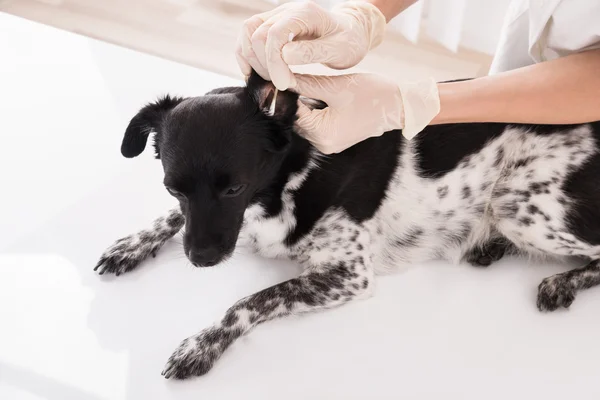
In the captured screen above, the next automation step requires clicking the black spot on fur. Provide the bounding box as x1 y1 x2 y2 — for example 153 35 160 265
557 197 568 205
222 312 239 327
510 156 537 169
529 181 551 195
462 185 472 199
528 204 540 215
542 213 551 222
437 186 449 199
514 190 532 202
493 187 511 198
519 216 534 226
395 227 424 247
497 202 519 218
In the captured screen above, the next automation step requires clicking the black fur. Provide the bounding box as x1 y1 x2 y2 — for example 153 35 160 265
412 122 507 178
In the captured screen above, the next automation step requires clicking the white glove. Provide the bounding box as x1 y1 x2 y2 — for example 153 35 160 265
293 73 441 154
236 1 387 91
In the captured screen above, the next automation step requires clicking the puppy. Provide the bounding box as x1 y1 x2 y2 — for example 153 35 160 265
96 71 600 379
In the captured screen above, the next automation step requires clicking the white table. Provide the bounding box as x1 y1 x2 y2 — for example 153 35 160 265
1 12 600 400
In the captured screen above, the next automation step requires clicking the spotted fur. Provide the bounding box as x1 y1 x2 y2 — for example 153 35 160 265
96 73 600 379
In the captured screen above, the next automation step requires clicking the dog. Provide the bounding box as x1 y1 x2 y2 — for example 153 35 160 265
95 71 600 379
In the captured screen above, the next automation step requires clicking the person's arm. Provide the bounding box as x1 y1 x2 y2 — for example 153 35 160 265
366 0 419 22
433 49 600 125
292 48 600 154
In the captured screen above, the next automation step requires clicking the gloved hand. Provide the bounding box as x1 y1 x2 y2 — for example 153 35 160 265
236 1 387 91
293 73 441 154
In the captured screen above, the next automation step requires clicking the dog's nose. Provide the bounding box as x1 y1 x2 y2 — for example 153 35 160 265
188 247 221 267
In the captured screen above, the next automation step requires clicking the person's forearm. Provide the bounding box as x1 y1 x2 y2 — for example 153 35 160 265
432 49 600 125
365 0 419 22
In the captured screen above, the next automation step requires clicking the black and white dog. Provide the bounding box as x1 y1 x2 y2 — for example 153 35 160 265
96 71 600 379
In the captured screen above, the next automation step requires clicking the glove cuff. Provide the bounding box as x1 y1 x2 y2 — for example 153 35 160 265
398 78 441 140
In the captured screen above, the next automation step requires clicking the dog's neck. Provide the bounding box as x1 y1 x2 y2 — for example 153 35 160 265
249 128 313 216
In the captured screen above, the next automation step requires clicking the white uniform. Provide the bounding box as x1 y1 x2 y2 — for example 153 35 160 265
489 0 600 74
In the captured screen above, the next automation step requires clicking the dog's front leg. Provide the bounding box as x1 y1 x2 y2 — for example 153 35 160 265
162 254 374 379
95 208 184 275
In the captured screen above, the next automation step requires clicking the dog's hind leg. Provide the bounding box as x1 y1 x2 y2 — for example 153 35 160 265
161 230 374 379
537 259 600 311
94 208 184 276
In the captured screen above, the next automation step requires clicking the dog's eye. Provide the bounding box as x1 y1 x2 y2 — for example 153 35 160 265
223 184 247 198
166 187 183 198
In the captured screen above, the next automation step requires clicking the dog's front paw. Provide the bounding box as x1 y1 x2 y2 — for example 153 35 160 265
95 209 184 276
162 325 243 379
94 234 157 276
537 275 576 311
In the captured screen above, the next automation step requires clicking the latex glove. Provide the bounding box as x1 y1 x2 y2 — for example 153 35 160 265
236 1 386 91
294 73 440 154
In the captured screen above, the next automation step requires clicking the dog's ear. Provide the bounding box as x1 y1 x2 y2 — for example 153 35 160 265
121 95 185 158
246 71 299 153
246 70 299 126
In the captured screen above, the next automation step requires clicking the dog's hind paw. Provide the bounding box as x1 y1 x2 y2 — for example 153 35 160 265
465 238 511 267
537 275 576 312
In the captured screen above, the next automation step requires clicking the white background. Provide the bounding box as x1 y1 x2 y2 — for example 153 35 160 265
1 12 600 400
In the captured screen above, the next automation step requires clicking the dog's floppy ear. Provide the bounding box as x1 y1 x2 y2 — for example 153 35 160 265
121 95 185 158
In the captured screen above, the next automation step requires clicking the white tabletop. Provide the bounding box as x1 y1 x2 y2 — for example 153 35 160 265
1 12 600 400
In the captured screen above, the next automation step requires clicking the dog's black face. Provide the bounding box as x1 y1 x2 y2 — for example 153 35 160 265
121 73 301 267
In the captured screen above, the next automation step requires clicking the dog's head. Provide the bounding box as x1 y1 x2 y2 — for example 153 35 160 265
121 72 306 267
